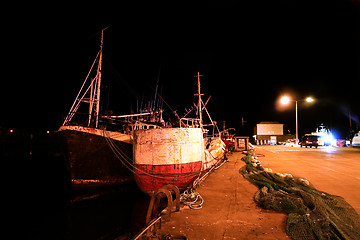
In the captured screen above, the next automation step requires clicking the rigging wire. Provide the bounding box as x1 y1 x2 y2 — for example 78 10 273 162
63 51 100 125
146 82 180 120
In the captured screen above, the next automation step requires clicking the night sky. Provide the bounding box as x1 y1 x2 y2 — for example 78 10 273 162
2 1 359 139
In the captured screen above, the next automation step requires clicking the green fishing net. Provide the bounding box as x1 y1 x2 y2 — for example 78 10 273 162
240 152 360 240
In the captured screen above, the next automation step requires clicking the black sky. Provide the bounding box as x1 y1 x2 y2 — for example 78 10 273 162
2 1 359 138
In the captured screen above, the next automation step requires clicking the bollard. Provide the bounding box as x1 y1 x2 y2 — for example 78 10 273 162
145 184 180 224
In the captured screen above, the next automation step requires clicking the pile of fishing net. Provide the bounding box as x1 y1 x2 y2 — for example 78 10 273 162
240 151 360 240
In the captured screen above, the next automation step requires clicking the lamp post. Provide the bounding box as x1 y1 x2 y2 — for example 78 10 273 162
280 96 314 143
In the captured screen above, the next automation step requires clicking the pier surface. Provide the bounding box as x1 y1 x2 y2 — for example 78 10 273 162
160 151 289 239
160 145 360 239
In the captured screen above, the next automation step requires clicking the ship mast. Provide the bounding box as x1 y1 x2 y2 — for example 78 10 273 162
88 27 108 128
95 28 106 128
195 72 204 128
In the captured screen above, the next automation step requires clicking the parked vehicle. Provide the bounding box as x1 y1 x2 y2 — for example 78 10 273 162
352 132 360 147
300 135 319 148
285 139 297 147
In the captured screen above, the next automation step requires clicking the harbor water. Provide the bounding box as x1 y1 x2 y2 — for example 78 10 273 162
2 128 150 239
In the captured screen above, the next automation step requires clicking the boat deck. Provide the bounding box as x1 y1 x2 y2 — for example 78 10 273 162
159 151 289 239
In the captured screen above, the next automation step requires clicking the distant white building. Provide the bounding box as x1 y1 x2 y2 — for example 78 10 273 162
254 121 294 145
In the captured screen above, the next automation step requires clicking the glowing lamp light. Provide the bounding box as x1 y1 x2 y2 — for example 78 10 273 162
280 96 290 105
306 97 314 103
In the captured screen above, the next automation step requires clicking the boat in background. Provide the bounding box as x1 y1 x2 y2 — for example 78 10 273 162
57 28 164 189
133 72 226 195
221 127 236 152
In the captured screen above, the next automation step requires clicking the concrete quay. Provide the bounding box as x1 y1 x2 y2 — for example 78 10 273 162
159 151 289 239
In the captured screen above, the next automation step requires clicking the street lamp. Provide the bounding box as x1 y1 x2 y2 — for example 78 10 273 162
305 97 314 103
280 96 290 105
280 96 315 143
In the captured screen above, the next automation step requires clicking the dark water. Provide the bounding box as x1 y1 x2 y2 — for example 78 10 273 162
63 184 150 240
2 128 150 239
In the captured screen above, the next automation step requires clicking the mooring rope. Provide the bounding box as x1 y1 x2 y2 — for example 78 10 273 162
180 188 204 209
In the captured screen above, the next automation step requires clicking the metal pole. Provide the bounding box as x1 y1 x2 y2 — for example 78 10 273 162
94 29 104 128
295 100 298 143
194 72 203 128
88 79 94 127
94 27 109 128
197 72 202 127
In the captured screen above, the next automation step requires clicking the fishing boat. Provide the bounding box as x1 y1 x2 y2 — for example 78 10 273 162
133 72 226 195
57 28 164 188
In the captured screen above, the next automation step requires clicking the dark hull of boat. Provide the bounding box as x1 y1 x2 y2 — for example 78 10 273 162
57 129 133 188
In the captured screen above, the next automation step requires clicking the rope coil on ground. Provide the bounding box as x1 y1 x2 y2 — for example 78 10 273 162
180 188 204 209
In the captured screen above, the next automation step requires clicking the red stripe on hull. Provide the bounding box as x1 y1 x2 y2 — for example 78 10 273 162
134 161 202 194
